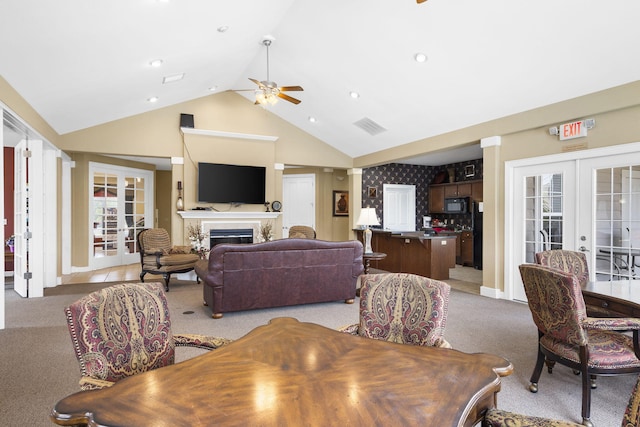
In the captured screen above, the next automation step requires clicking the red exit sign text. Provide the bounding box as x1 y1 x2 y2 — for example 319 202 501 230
559 120 588 141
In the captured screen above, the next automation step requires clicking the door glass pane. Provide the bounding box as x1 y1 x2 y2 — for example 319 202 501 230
594 165 640 280
524 173 563 263
93 172 118 258
124 176 145 255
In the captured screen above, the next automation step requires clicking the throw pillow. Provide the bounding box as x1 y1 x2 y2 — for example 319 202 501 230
169 245 192 254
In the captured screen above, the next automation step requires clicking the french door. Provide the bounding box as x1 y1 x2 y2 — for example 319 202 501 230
509 161 576 302
90 163 153 269
578 153 640 281
507 142 640 302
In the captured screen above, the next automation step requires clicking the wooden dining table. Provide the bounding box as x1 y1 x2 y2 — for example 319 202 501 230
583 279 640 318
50 317 513 427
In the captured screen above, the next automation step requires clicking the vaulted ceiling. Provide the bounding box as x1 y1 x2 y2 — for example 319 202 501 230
1 0 639 166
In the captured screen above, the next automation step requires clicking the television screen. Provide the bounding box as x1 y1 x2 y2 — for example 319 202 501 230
197 162 266 205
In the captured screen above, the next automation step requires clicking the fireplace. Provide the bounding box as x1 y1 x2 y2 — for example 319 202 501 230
209 228 253 248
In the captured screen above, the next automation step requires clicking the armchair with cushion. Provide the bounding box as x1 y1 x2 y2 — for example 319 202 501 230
64 282 232 391
138 228 200 291
340 273 452 348
518 264 640 426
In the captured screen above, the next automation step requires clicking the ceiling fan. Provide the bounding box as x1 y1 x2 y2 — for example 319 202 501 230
238 36 303 106
417 0 427 3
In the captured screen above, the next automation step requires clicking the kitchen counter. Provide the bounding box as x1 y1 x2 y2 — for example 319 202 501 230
355 229 457 280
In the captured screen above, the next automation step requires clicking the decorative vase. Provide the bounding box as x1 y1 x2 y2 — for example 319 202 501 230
337 195 347 212
447 167 456 183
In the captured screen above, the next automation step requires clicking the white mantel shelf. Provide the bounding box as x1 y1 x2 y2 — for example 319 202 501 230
178 211 280 219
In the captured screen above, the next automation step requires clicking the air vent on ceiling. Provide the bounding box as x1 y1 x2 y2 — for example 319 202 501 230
353 117 387 136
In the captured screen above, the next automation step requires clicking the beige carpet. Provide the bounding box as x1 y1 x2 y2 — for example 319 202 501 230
0 274 628 427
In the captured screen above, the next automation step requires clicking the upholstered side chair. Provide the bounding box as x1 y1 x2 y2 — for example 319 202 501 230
64 282 232 391
519 264 640 427
138 228 200 291
535 249 590 287
340 273 452 348
288 225 316 239
484 373 640 427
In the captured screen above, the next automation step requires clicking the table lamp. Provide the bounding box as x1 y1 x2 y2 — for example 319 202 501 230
357 207 380 254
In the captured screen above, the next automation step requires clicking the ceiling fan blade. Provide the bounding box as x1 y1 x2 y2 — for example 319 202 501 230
417 0 428 3
233 89 256 92
279 85 303 92
278 92 301 105
248 78 264 88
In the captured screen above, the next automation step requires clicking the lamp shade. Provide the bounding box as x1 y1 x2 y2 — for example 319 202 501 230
357 208 380 227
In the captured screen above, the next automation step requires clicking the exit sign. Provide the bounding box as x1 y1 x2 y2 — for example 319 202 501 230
559 120 588 140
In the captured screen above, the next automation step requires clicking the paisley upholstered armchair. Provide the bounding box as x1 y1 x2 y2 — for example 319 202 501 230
340 273 451 348
518 264 640 427
484 373 640 426
64 282 232 391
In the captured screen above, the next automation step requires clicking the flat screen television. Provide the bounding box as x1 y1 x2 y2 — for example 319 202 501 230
197 162 266 205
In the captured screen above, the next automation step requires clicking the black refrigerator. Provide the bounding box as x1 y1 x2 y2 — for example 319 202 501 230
472 202 483 270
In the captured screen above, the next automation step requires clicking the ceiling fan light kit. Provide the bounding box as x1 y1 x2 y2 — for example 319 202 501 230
242 35 303 106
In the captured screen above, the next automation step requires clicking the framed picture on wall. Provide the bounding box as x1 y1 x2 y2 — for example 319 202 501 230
333 191 349 216
465 164 475 178
368 186 378 198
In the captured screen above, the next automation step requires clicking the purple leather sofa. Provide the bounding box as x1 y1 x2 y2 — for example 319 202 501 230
195 238 364 318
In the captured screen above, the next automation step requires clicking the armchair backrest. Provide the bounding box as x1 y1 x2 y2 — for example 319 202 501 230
358 273 450 346
288 225 316 239
518 264 588 346
138 228 172 253
535 249 589 287
64 282 176 386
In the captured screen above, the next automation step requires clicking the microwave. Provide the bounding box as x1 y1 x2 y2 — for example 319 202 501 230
444 197 468 214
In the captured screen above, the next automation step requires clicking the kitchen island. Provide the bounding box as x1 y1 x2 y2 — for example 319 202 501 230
355 230 457 280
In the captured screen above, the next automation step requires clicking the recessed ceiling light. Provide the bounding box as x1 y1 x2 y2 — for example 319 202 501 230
414 53 428 63
217 26 229 33
208 86 218 92
349 91 360 99
162 73 185 84
308 116 317 123
147 96 159 103
149 59 163 67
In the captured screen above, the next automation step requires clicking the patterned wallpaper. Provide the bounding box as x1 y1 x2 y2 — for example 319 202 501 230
362 158 483 230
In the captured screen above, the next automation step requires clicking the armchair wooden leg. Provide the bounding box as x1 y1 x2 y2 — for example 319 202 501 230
529 345 545 393
140 271 146 282
163 274 171 292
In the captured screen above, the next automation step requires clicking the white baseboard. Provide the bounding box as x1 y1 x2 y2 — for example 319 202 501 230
480 285 503 299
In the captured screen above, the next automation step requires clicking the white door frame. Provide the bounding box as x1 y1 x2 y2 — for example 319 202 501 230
504 141 640 301
282 174 315 237
382 184 416 231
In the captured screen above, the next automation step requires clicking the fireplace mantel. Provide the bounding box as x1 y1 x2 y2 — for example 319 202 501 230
178 211 281 220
